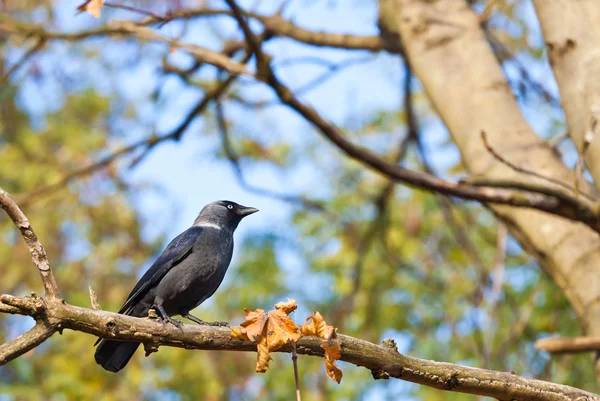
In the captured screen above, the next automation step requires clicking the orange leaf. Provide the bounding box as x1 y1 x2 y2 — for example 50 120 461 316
230 326 250 341
256 336 271 372
239 308 268 341
301 311 332 338
274 298 298 314
77 0 105 18
324 351 343 383
231 300 301 373
322 333 343 383
301 311 343 383
265 309 302 352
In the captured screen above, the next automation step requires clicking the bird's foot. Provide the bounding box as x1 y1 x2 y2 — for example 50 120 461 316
183 314 229 327
153 305 183 329
162 316 183 329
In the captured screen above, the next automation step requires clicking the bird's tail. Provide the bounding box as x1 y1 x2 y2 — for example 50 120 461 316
94 339 140 373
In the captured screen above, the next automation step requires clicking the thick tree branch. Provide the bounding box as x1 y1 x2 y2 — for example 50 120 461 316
0 294 595 401
536 336 600 354
0 189 59 298
532 1 600 185
0 321 57 365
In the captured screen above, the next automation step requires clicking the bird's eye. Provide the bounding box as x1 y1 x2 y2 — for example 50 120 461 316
227 205 234 210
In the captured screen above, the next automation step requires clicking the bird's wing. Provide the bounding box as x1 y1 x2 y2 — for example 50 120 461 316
118 226 204 315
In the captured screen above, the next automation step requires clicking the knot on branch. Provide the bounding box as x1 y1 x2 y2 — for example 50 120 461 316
105 318 118 336
444 373 460 390
371 369 390 380
143 340 160 356
381 338 398 352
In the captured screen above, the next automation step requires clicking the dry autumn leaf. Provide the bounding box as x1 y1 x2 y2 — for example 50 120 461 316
231 299 301 373
301 312 343 383
240 308 268 341
274 298 298 314
322 332 343 383
76 0 105 18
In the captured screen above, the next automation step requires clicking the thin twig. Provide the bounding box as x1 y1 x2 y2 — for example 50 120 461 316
547 132 570 151
479 0 499 24
14 139 146 206
486 30 561 109
130 56 250 168
481 130 596 202
102 2 169 21
0 38 45 85
89 286 102 310
233 56 374 109
215 99 325 211
292 341 302 401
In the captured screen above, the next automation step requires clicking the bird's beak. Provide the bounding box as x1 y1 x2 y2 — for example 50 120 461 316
237 206 258 217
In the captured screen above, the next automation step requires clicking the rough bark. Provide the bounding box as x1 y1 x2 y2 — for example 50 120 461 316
381 0 600 335
532 0 600 184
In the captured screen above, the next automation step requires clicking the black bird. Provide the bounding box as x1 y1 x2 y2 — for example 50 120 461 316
94 200 258 372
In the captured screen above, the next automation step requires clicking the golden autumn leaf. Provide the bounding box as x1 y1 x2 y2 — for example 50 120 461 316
76 0 105 18
256 338 271 373
274 298 298 314
231 299 301 373
230 326 250 341
301 311 333 338
322 332 343 383
301 311 343 383
239 308 268 341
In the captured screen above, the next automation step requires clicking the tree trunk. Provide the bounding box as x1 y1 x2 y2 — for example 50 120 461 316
532 0 600 184
379 0 600 338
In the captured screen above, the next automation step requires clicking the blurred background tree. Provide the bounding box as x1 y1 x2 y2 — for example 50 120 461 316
0 0 597 400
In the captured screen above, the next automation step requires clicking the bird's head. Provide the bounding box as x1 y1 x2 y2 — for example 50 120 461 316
193 200 258 231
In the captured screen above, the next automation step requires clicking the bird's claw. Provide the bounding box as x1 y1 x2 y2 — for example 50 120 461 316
163 316 183 329
210 321 229 327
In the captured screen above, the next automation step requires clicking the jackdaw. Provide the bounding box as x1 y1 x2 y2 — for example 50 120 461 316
94 200 258 372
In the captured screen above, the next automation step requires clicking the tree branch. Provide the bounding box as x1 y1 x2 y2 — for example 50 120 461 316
140 8 394 52
0 37 46 85
536 336 600 354
0 321 57 365
0 189 59 298
1 8 391 53
0 293 596 401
